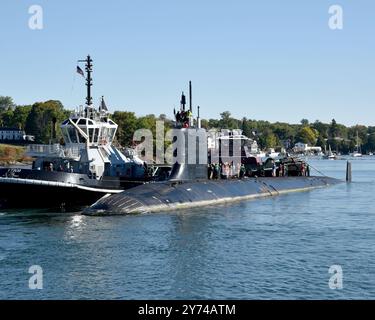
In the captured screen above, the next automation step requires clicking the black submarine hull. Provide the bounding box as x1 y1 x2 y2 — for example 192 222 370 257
83 176 341 215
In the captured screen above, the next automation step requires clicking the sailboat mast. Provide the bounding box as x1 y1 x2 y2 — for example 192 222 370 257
357 131 360 152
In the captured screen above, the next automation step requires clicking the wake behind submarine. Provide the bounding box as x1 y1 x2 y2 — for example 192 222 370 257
84 84 342 216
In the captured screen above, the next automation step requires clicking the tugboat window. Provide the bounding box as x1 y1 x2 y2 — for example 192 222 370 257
93 128 99 143
102 127 108 140
88 128 94 143
62 127 70 143
109 128 116 142
68 127 78 143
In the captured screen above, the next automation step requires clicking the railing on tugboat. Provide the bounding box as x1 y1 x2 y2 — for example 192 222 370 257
26 144 85 159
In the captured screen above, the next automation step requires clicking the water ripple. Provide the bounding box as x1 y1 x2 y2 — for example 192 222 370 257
1 159 375 299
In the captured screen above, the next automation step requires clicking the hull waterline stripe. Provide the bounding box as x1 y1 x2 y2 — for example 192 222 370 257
0 177 122 194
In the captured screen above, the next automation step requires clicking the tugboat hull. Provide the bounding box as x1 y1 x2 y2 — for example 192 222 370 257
0 181 105 209
0 168 143 209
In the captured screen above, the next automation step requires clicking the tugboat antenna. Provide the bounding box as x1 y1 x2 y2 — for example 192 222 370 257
78 55 93 106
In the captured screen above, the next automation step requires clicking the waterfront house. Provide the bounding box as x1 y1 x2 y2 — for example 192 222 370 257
0 127 35 142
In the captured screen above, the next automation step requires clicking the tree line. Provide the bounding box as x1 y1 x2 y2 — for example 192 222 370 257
1 95 375 153
201 112 375 154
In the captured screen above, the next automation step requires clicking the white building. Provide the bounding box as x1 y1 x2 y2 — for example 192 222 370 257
293 142 322 154
207 129 259 154
0 127 34 142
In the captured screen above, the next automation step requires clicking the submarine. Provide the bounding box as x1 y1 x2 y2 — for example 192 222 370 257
83 82 342 216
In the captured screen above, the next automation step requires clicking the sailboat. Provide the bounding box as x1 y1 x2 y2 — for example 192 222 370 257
323 145 336 160
350 131 363 158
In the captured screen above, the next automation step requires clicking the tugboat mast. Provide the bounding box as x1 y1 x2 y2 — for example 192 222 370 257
78 55 93 106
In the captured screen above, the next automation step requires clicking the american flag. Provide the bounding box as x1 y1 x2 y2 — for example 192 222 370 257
76 66 84 77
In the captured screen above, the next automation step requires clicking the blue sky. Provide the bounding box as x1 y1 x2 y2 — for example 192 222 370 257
0 0 374 125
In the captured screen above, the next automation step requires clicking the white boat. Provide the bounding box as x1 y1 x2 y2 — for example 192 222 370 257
323 145 337 160
351 152 363 158
350 131 363 157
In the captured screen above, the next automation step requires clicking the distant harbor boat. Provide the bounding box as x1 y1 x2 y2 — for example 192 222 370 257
349 131 363 158
323 145 337 160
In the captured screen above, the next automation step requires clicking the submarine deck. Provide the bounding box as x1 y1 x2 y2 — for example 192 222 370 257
84 176 341 215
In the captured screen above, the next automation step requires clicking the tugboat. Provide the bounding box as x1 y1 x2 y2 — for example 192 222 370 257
0 56 169 209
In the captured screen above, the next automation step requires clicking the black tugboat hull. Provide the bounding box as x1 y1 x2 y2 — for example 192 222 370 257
0 168 144 210
0 182 105 209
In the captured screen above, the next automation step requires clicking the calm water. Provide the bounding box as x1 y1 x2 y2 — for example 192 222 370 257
1 158 375 300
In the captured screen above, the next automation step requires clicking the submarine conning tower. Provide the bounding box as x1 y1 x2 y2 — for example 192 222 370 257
168 81 208 182
168 128 208 182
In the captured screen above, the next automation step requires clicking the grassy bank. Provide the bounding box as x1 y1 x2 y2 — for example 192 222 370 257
0 144 32 165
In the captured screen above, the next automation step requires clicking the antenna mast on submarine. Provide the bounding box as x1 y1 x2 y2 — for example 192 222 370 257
189 81 193 127
197 105 201 128
180 92 186 111
175 81 201 128
189 81 192 112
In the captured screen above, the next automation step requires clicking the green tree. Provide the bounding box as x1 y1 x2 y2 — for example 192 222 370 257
316 135 327 149
25 100 67 143
0 109 14 127
111 111 138 147
264 133 278 148
200 119 209 129
312 120 329 139
273 122 297 142
329 119 339 138
365 133 375 153
208 119 219 128
0 96 15 111
218 111 239 129
259 130 278 149
296 126 318 145
12 105 32 129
